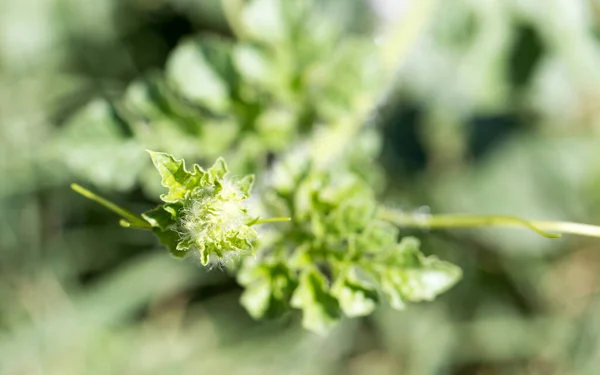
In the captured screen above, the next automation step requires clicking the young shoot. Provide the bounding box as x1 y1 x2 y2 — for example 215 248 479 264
72 151 290 265
72 151 600 334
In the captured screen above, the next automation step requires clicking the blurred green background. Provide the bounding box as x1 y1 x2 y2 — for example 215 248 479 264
3 0 600 374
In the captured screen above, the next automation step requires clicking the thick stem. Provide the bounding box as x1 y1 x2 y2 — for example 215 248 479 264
71 184 151 229
378 208 600 239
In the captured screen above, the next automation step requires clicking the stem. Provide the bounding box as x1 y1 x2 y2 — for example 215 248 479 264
310 0 436 167
220 0 246 39
378 208 600 239
379 0 437 74
249 217 291 226
71 183 151 229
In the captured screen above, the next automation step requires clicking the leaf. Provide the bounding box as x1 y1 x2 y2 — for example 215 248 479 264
320 173 377 235
166 40 230 112
233 45 275 88
147 150 205 203
204 157 228 185
331 268 378 317
241 0 286 44
199 247 210 266
199 118 239 157
374 237 462 309
235 175 255 198
142 204 188 258
122 80 166 121
60 100 146 191
254 108 296 150
293 172 326 221
238 261 298 319
195 36 239 90
151 228 187 258
355 221 399 253
328 199 376 236
141 205 178 230
290 268 341 334
308 39 381 119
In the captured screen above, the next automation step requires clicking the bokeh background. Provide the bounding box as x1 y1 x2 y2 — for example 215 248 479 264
3 0 600 374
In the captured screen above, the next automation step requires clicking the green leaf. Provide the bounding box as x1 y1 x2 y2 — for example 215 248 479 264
355 221 399 253
374 237 462 309
328 199 376 236
60 100 146 191
204 157 228 185
195 36 239 90
122 80 166 121
233 45 276 88
147 150 205 203
293 172 326 221
142 204 188 258
141 205 178 230
238 261 297 319
290 268 341 334
151 228 187 258
199 118 239 157
254 108 296 150
166 40 230 112
241 0 286 44
235 175 255 198
332 268 378 317
199 247 210 265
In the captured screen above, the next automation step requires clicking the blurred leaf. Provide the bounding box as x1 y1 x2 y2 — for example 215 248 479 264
241 0 286 44
233 44 277 89
370 238 462 309
239 261 298 319
332 268 378 317
60 100 146 191
291 268 341 334
166 39 230 111
235 174 255 198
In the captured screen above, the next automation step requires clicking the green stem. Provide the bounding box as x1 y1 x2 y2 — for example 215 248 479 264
220 0 246 39
310 0 436 167
249 217 291 226
378 208 600 239
71 183 151 229
379 0 437 74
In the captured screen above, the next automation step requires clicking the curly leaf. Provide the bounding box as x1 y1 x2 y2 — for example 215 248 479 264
238 261 297 319
374 237 462 309
331 268 378 317
235 175 255 198
147 150 205 203
355 221 399 253
290 268 341 334
203 157 228 185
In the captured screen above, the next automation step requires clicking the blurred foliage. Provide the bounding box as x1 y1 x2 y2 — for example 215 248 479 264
61 0 461 334
58 0 380 198
4 0 600 374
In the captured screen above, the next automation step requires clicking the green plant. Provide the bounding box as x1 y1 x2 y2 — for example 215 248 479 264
65 0 600 335
71 148 600 334
72 149 464 334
